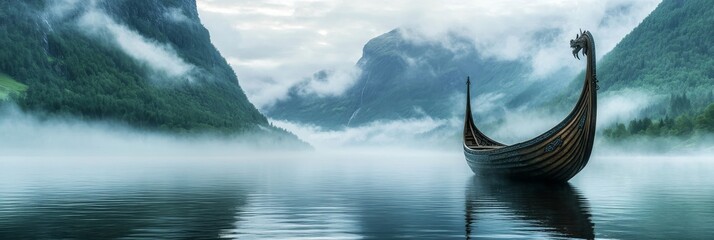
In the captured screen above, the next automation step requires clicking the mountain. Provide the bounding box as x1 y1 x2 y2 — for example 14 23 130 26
571 0 714 139
0 0 304 144
588 0 713 97
267 29 575 129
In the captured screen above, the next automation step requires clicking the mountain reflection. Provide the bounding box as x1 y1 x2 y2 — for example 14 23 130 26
0 183 248 239
465 176 594 239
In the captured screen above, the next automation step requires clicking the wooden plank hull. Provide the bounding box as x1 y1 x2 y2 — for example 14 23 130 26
463 31 598 182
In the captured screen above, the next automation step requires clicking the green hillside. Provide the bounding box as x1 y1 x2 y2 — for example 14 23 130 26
595 0 713 96
561 0 714 139
0 74 27 100
0 0 303 144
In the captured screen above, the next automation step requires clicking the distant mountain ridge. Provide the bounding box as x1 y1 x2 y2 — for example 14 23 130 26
267 29 575 129
0 0 304 144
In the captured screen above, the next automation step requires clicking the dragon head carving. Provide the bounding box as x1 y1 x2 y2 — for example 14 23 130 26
570 29 589 60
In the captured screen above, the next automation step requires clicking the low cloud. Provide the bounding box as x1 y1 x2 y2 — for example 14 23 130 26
597 89 657 127
165 7 191 23
197 0 660 108
484 110 564 144
482 89 658 145
293 66 362 97
595 134 714 156
0 105 303 157
482 88 657 143
270 88 661 150
47 0 196 80
472 92 507 115
271 117 460 150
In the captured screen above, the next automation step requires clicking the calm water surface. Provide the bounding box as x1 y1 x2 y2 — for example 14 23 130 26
1 152 713 239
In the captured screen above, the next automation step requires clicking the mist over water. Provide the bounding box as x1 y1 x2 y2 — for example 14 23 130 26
2 150 714 239
0 105 306 158
2 102 714 239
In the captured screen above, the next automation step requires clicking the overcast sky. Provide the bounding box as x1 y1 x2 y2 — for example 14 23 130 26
196 0 661 109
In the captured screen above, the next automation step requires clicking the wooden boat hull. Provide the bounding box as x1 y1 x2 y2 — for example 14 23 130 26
463 31 598 182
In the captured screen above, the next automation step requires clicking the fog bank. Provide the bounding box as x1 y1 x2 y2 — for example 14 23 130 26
271 89 714 156
0 105 305 158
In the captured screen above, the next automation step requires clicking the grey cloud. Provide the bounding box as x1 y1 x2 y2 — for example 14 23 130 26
197 0 660 109
293 66 363 97
165 7 191 23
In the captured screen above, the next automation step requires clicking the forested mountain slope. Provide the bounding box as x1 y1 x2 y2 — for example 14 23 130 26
569 0 714 139
0 0 302 144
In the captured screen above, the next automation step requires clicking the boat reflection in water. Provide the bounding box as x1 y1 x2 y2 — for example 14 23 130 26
465 176 594 239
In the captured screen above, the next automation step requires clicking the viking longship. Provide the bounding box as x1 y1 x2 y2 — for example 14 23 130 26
463 30 598 182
